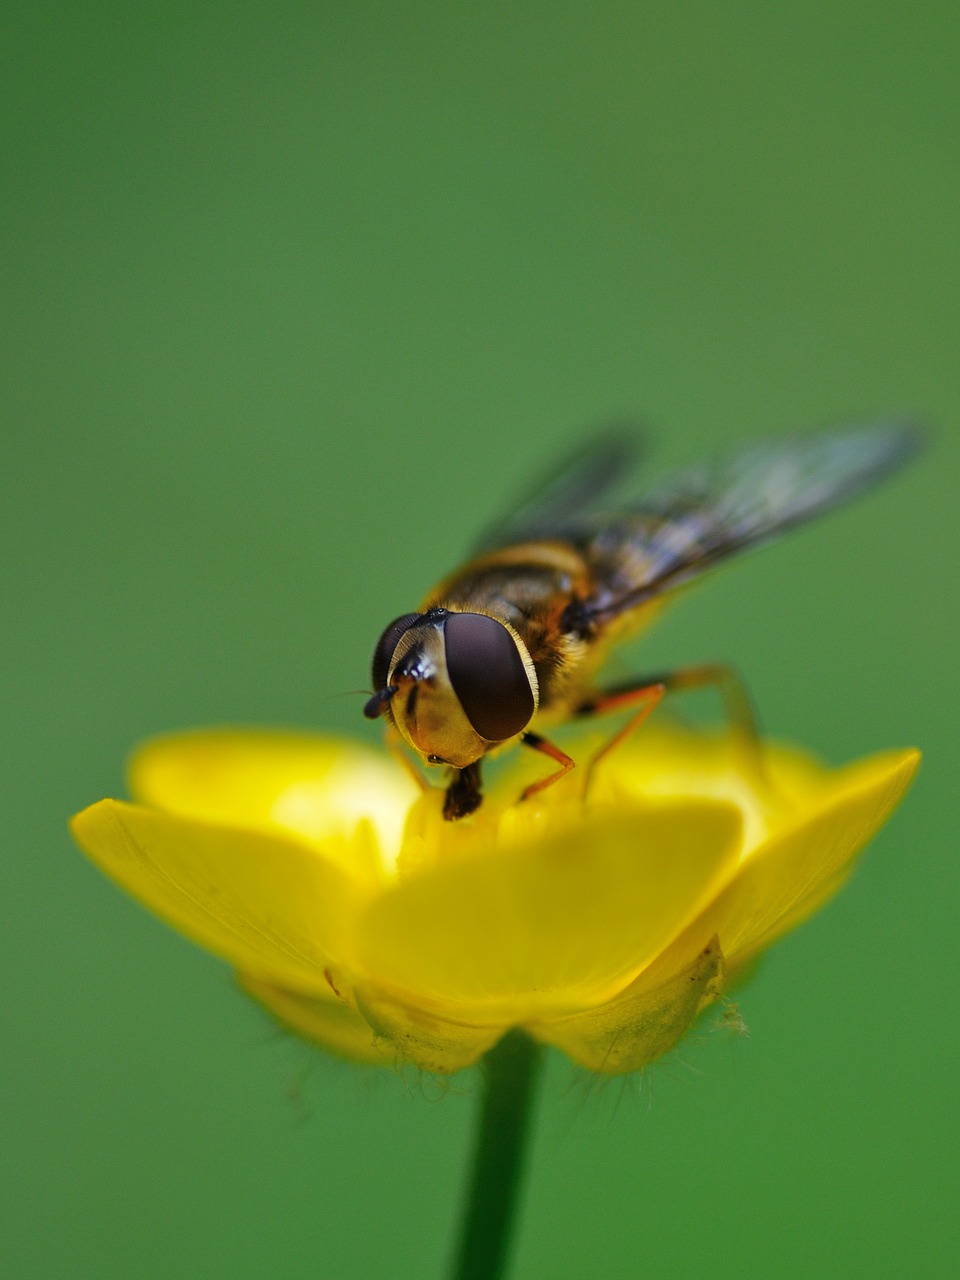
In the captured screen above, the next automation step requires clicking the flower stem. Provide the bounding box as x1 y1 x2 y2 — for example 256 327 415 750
449 1031 544 1280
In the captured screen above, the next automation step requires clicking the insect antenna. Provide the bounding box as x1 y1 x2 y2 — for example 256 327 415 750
362 686 397 719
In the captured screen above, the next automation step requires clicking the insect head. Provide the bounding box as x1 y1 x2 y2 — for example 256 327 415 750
363 607 538 768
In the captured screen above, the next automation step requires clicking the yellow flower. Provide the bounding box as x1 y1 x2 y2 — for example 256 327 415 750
70 726 917 1075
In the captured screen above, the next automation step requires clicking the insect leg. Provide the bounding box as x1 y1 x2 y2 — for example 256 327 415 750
654 663 770 786
383 725 429 793
578 663 767 786
518 731 576 802
444 760 484 821
574 681 667 795
638 664 761 746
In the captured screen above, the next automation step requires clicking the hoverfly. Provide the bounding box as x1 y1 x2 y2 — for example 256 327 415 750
364 422 921 819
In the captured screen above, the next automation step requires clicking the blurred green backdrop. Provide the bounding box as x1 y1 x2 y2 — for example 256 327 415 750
2 3 957 1277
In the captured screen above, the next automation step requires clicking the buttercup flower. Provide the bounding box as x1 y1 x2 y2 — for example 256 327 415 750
70 725 917 1075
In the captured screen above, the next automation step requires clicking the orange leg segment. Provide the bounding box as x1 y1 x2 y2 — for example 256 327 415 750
646 664 761 745
576 663 767 789
384 725 429 792
519 732 576 802
576 681 667 797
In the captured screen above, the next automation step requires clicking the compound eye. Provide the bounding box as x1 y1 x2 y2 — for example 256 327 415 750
443 612 535 741
371 613 423 691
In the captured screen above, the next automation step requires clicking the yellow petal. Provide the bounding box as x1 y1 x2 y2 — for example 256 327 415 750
635 747 919 989
354 987 505 1074
128 730 417 881
590 724 832 847
242 973 506 1073
71 800 363 993
711 747 919 959
528 937 724 1074
239 975 386 1066
354 801 743 1023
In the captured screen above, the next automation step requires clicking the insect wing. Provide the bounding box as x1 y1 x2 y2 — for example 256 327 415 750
580 421 923 624
471 427 641 553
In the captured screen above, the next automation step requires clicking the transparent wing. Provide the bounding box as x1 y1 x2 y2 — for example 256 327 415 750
579 420 923 623
472 426 642 553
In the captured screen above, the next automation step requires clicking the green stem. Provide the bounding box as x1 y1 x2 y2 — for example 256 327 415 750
449 1031 544 1280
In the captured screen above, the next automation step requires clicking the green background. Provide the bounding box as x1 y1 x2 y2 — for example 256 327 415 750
3 4 957 1277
